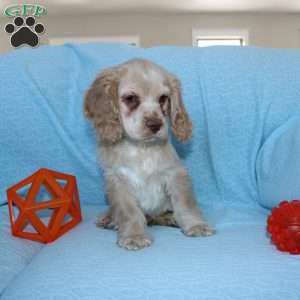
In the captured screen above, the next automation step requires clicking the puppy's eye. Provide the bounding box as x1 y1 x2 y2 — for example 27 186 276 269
159 95 169 106
122 94 140 110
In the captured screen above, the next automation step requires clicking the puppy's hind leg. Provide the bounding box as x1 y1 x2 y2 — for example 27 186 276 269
96 208 118 230
147 211 179 228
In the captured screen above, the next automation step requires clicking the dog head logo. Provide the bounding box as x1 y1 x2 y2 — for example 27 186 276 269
3 4 47 48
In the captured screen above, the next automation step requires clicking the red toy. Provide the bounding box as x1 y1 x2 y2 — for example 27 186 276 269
267 200 300 254
7 168 82 243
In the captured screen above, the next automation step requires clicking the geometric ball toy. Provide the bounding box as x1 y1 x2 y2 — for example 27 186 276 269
7 168 82 243
267 200 300 255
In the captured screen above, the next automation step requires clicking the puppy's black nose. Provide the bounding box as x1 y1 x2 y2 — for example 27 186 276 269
145 118 163 133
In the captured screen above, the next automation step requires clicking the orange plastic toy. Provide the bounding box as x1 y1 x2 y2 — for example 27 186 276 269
7 168 82 243
267 200 300 254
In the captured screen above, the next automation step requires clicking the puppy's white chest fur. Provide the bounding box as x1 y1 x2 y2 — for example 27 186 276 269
117 162 170 216
102 141 180 216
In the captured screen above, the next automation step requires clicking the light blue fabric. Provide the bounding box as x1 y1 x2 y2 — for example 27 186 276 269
1 44 300 299
0 205 43 295
256 117 300 208
2 44 300 208
2 204 300 300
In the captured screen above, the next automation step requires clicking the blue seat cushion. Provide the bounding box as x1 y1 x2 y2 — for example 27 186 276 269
2 204 300 300
0 205 43 295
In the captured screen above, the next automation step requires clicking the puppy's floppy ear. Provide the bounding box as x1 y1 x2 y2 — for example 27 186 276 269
168 74 192 142
84 67 123 144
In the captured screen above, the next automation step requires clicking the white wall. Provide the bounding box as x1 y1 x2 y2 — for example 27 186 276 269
1 12 300 53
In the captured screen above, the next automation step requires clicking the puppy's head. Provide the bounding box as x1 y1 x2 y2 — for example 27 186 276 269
84 59 192 144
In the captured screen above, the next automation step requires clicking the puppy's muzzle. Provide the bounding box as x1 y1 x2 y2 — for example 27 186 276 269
145 117 163 134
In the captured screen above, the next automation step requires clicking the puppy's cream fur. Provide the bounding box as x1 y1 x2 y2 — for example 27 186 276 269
84 59 214 250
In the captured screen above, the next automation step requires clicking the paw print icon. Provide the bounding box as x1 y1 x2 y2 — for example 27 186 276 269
5 16 45 48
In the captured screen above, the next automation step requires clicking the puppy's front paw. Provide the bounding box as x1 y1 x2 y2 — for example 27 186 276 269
184 224 215 237
118 235 152 250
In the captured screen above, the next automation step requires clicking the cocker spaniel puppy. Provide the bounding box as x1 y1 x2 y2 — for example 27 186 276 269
84 58 214 250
